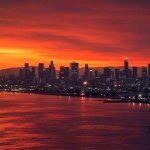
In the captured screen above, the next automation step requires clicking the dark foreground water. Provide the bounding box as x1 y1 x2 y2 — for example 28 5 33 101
0 93 150 150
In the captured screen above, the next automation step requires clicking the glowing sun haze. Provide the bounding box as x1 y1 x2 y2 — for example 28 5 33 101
0 0 150 69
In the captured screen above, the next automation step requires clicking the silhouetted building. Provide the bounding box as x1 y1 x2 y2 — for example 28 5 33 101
31 67 36 82
94 70 99 79
38 63 45 82
49 61 56 82
59 66 70 80
84 64 89 81
89 68 93 80
24 63 31 83
19 68 24 81
124 58 129 78
70 62 79 82
148 64 150 77
103 67 111 79
132 67 138 78
115 69 120 79
142 67 147 78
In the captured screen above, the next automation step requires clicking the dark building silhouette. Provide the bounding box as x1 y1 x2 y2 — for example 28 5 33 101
148 64 150 77
19 68 24 81
59 66 70 80
84 64 89 81
115 69 120 79
142 67 147 78
19 63 34 83
49 61 56 82
94 70 99 79
31 67 36 82
24 63 31 83
132 67 138 78
38 63 45 82
103 67 111 79
124 58 129 78
70 62 79 82
89 68 93 80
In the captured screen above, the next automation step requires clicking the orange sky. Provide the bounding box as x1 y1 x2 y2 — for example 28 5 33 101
0 0 150 69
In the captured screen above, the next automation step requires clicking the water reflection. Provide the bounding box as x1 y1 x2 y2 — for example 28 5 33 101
0 93 150 150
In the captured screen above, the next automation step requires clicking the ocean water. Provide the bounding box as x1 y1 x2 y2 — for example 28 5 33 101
0 92 150 150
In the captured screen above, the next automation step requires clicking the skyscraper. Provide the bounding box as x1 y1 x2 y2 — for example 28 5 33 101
115 69 120 79
132 67 138 78
124 58 129 78
103 67 111 79
24 63 30 83
19 68 24 81
84 64 89 81
49 60 56 82
148 64 150 77
59 66 70 80
31 67 36 82
70 62 79 82
142 67 147 78
38 63 45 82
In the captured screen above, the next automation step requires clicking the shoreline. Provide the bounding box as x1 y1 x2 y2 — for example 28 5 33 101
1 90 150 104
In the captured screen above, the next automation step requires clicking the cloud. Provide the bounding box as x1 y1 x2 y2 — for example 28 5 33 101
0 0 150 69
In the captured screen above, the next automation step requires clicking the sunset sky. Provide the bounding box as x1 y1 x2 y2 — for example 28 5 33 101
0 0 150 69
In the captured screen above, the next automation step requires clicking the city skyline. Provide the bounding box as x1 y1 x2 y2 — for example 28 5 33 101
18 59 150 80
0 0 150 69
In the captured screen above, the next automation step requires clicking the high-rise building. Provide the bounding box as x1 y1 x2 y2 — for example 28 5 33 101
132 67 138 78
115 69 120 79
124 58 129 78
49 60 56 82
24 63 30 83
19 68 24 81
89 68 93 80
70 62 79 81
59 66 70 80
31 67 36 82
94 70 99 79
148 64 150 77
84 64 89 81
142 67 147 78
103 67 111 79
38 63 45 82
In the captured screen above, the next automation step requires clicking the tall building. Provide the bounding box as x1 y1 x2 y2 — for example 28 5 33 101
31 67 36 82
89 68 93 80
132 67 138 78
59 66 70 80
24 63 30 83
103 67 111 79
115 69 120 79
148 64 150 77
124 58 129 78
84 64 89 81
38 63 45 82
49 60 56 82
94 70 99 79
70 62 79 82
19 68 24 81
142 67 147 78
